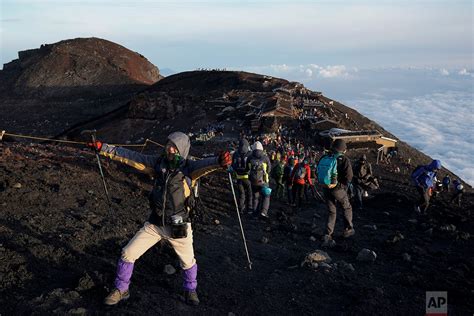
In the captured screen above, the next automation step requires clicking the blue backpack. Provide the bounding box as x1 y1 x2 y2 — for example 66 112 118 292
317 153 339 188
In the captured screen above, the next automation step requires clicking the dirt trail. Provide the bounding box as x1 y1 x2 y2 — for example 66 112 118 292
1 142 473 315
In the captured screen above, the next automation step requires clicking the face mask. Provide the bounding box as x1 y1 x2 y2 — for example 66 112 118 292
165 142 181 168
167 153 182 169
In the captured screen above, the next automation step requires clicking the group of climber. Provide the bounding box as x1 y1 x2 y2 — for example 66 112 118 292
231 136 360 248
230 138 272 218
82 129 464 308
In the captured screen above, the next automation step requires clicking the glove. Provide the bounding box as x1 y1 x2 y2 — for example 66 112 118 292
218 151 232 169
87 141 102 151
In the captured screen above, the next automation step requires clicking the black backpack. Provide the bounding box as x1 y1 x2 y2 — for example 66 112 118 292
249 159 266 185
233 153 248 175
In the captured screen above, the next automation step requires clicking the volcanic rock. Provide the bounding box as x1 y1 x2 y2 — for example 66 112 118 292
357 249 377 262
302 250 332 268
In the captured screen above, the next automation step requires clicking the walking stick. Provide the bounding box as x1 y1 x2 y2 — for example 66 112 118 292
81 130 112 208
228 172 253 270
311 184 325 202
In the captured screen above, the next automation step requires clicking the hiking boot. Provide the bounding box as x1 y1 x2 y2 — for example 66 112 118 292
343 228 356 238
322 235 336 248
184 290 200 306
247 209 255 215
104 288 130 306
260 212 269 219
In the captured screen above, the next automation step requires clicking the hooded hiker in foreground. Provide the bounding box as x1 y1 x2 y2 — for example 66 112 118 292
88 132 231 306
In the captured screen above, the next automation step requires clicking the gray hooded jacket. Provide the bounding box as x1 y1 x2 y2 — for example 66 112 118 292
100 132 220 225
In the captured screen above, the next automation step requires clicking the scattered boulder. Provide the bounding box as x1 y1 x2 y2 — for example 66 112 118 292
13 183 22 189
301 250 332 268
386 232 405 244
319 262 332 270
337 260 355 272
261 236 269 244
440 224 456 232
357 249 377 262
402 253 412 262
68 307 87 316
322 238 336 248
363 224 377 231
75 273 95 291
424 228 434 236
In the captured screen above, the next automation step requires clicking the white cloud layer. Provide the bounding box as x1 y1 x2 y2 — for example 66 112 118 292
347 91 474 186
458 68 472 76
440 68 450 76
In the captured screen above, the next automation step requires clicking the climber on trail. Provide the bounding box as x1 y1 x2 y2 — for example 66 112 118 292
271 154 286 200
231 138 252 214
290 154 312 211
450 178 464 207
411 159 442 214
247 141 272 218
317 139 355 247
88 131 231 306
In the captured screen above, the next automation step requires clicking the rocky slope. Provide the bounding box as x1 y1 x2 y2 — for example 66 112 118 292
0 38 161 136
0 141 472 315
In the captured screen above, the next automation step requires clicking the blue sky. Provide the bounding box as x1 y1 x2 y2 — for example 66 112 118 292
1 0 473 184
1 0 472 70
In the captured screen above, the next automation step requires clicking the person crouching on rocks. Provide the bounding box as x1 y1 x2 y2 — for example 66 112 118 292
88 132 232 306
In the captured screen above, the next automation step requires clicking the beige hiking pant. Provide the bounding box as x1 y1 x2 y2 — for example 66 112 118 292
121 222 196 270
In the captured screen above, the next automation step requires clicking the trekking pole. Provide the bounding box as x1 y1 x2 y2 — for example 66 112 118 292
81 129 112 207
227 172 253 270
311 185 325 202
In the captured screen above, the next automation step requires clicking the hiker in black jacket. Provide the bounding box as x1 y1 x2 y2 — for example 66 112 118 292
231 138 252 213
321 139 354 247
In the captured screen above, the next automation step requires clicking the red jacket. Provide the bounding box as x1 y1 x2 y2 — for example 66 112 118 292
291 163 312 185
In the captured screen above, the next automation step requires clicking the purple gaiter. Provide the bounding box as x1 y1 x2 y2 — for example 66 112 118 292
183 264 198 291
114 259 134 292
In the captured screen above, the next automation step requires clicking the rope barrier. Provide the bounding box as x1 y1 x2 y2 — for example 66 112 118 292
1 131 150 147
1 130 206 160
